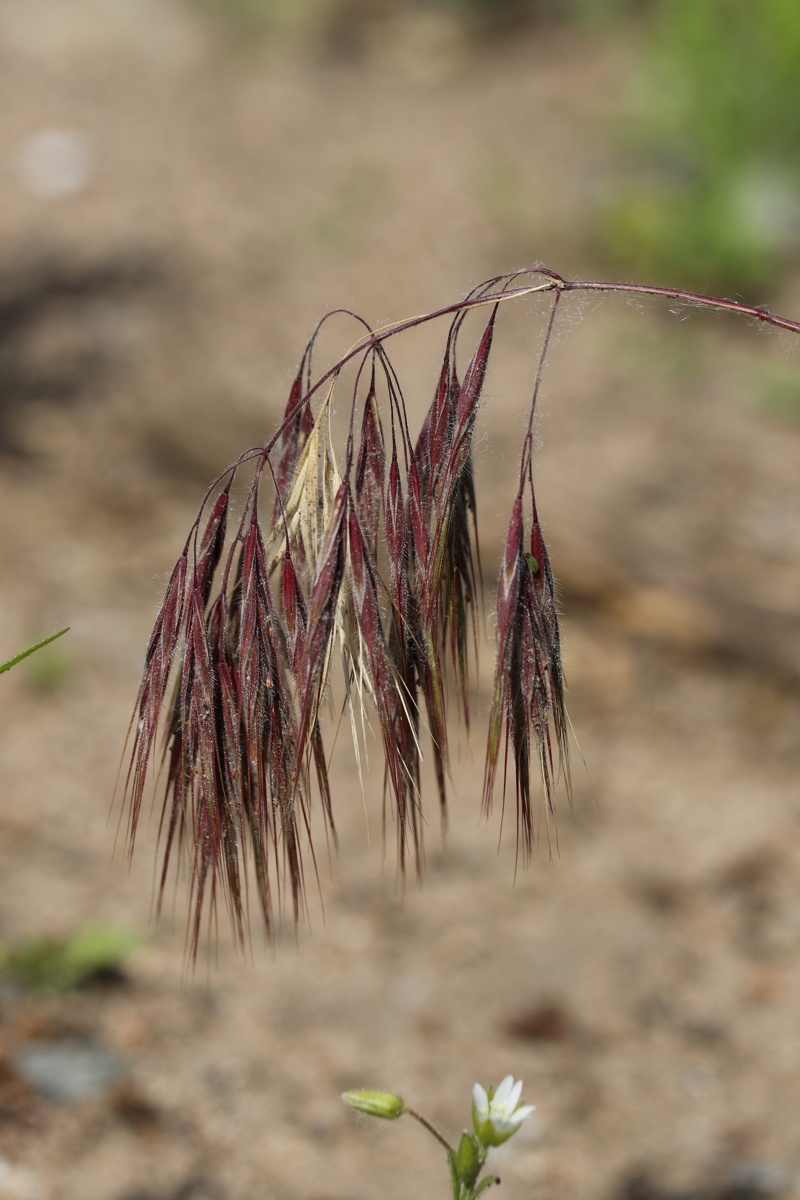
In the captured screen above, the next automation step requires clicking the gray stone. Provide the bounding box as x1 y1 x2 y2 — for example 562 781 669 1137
13 1039 128 1104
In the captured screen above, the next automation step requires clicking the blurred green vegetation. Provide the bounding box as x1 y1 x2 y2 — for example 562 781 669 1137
190 0 322 32
185 0 799 296
599 0 800 295
188 0 639 35
0 926 141 992
438 0 633 30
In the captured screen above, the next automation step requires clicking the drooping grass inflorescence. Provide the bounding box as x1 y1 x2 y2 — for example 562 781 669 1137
123 267 800 955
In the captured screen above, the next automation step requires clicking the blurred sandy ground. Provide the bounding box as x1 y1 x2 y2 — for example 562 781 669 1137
1 3 800 1199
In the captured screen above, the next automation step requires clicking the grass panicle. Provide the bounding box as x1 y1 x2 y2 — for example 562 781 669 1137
122 267 800 956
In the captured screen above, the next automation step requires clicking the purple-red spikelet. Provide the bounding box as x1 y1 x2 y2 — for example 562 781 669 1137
273 368 314 514
354 379 385 558
348 503 423 869
483 487 569 862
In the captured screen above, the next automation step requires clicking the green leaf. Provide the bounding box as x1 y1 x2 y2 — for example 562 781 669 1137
0 628 70 676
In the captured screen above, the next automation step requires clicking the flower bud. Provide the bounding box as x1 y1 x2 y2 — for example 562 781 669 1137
455 1131 485 1190
341 1089 405 1120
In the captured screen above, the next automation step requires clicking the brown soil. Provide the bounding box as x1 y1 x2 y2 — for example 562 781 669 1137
1 5 800 1199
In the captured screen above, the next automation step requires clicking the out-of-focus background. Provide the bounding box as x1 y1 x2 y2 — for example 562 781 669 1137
2 2 800 1198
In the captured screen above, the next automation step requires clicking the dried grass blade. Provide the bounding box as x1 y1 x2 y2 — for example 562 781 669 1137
296 481 349 770
266 379 341 580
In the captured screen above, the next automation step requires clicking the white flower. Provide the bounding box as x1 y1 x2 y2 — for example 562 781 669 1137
472 1075 535 1148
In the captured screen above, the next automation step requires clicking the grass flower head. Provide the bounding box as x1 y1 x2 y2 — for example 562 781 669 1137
121 268 798 957
122 269 576 956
